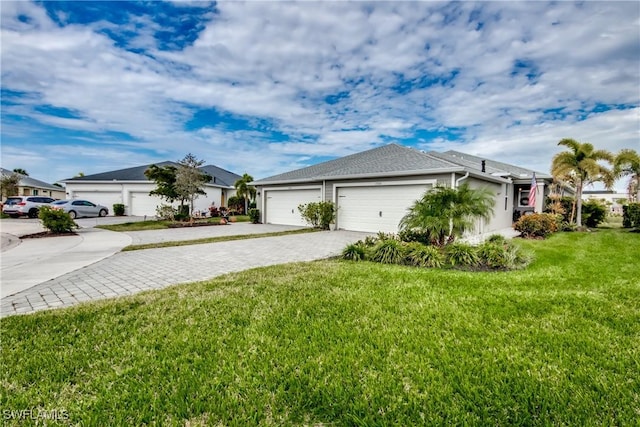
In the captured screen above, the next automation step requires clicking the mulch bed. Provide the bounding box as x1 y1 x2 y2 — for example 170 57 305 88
21 231 78 239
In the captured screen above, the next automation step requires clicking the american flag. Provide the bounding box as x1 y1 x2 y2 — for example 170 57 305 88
528 173 537 208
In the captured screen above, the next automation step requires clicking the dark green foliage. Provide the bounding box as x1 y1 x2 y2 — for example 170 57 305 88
248 208 260 224
227 195 244 212
371 238 404 264
342 243 367 261
622 203 640 228
445 242 478 267
514 213 558 238
581 200 607 228
398 228 432 245
298 201 336 230
404 242 444 268
112 203 125 216
38 206 77 233
476 241 531 271
544 196 574 223
144 164 179 202
486 234 507 244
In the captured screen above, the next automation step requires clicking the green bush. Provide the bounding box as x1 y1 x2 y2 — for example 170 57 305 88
485 234 507 245
298 201 336 230
371 238 404 264
622 203 640 228
39 206 77 234
342 243 367 261
514 213 558 238
398 228 432 245
248 208 260 224
404 242 444 268
113 203 125 216
155 205 176 221
582 200 607 228
446 242 478 267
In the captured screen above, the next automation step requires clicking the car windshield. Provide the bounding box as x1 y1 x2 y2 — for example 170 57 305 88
4 198 22 205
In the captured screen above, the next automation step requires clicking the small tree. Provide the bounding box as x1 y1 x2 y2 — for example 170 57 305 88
614 149 640 203
234 173 256 215
399 183 494 247
1 173 20 199
12 168 28 176
145 164 179 203
175 153 211 215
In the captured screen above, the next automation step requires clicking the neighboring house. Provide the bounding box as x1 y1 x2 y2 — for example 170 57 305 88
253 143 555 235
0 167 66 200
61 162 241 217
582 190 629 214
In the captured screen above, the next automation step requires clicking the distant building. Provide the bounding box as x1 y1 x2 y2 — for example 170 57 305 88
582 190 629 214
0 167 66 200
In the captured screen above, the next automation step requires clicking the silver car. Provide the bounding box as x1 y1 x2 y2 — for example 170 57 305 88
51 199 109 219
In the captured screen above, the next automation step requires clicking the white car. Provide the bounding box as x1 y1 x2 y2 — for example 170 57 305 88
2 196 56 218
51 200 109 219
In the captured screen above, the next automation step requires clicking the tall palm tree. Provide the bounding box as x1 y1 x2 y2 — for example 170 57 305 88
614 149 640 202
234 173 256 215
551 138 614 227
399 183 494 247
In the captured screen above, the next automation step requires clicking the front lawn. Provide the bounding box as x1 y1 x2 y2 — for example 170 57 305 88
1 230 638 425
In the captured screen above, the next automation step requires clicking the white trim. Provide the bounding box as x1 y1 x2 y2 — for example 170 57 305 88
332 179 437 204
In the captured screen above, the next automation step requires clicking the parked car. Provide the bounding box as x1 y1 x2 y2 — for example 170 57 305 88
2 196 56 218
51 200 109 219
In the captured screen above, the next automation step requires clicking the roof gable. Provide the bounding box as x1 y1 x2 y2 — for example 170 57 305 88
62 162 241 187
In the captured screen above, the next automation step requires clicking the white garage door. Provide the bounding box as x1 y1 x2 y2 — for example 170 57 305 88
73 192 121 215
337 184 431 233
130 192 163 217
265 189 321 226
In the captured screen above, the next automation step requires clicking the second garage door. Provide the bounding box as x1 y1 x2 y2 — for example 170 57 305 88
73 192 121 215
265 188 321 226
337 184 430 233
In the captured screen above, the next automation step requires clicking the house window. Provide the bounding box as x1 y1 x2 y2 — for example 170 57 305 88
33 189 39 195
519 191 531 207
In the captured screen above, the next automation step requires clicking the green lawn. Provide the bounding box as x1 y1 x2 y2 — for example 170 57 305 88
97 215 250 231
1 230 638 425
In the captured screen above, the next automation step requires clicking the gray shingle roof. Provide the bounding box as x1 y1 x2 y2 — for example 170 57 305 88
254 143 462 184
430 151 552 180
62 162 241 188
0 168 61 191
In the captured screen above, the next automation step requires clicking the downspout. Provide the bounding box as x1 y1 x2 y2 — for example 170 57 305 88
455 171 469 188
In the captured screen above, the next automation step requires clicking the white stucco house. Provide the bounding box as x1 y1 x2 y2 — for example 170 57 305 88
253 143 555 235
61 162 241 217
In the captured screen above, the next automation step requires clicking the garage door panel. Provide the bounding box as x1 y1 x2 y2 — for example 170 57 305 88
266 189 321 226
130 192 163 217
337 185 429 233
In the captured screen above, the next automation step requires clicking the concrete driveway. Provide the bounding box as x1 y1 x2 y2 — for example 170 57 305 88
0 217 369 317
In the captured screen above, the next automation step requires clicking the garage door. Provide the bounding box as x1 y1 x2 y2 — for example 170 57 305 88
130 192 163 217
265 188 321 226
73 192 121 215
337 184 430 233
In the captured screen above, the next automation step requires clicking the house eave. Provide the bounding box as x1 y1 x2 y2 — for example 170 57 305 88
61 179 234 189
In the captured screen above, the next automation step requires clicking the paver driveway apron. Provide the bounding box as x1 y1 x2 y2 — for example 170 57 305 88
1 230 368 317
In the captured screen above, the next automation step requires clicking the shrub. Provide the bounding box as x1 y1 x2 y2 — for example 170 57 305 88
476 241 532 271
398 228 432 245
113 203 125 216
248 208 260 224
298 201 336 230
156 205 176 221
446 242 478 267
371 238 405 264
622 203 640 229
514 213 558 238
404 242 444 268
342 243 367 261
545 196 574 223
485 234 507 245
39 206 77 234
582 200 607 228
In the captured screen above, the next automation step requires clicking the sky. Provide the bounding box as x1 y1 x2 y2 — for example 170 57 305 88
1 1 639 189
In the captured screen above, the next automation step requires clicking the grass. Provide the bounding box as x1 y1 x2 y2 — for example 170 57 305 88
122 228 319 251
1 229 638 425
96 215 250 231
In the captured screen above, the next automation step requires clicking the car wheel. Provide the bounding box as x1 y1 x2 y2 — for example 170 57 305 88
28 209 38 218
99 209 108 217
68 210 77 219
9 214 19 219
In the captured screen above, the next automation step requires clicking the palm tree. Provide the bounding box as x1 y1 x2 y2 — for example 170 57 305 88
614 149 640 202
234 173 256 215
399 183 494 247
551 138 614 227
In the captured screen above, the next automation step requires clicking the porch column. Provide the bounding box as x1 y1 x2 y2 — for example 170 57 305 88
535 182 545 213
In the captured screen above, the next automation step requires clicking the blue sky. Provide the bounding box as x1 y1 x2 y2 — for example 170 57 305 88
1 1 639 188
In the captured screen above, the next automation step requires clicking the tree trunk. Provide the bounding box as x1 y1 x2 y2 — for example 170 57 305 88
576 182 583 227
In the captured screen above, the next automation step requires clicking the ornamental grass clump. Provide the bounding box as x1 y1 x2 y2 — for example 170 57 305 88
445 242 478 267
404 242 444 268
371 238 404 264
